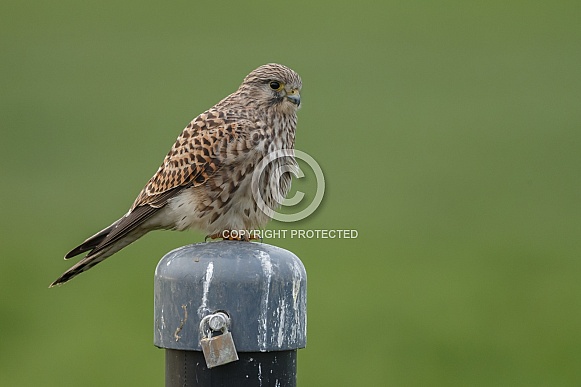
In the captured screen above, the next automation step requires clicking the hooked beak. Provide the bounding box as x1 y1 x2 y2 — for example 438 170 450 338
286 89 301 107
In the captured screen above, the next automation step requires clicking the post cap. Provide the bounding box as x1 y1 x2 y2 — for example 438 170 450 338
154 241 307 352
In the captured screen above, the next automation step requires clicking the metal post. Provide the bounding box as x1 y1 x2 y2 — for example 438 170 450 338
154 241 307 387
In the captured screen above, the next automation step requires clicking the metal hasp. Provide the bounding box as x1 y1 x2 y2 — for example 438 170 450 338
154 241 307 387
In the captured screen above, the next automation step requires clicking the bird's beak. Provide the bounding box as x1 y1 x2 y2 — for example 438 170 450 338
286 89 301 107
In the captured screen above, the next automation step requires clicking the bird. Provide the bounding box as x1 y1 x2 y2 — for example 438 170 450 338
50 63 302 287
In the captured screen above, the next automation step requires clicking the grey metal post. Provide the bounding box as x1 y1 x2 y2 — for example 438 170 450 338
154 241 307 387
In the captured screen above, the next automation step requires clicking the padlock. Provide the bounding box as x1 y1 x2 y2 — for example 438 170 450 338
200 324 239 368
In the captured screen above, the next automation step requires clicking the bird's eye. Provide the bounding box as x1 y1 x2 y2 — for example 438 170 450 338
269 81 282 91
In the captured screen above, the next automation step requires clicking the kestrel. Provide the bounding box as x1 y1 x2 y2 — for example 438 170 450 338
50 63 302 287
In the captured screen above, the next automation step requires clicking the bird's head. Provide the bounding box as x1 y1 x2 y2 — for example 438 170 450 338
240 63 302 114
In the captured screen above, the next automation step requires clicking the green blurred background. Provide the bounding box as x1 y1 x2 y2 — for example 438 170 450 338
1 0 580 385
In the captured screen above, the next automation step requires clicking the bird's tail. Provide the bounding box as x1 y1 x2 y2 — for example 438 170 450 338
49 218 149 287
49 249 114 287
51 204 164 287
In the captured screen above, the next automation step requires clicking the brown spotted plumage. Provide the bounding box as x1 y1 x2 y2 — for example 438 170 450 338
50 63 302 287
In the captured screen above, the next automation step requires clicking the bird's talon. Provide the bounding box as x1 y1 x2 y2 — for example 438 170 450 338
205 231 263 242
249 234 262 242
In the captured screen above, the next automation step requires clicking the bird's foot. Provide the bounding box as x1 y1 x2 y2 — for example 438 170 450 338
205 231 261 242
204 233 222 242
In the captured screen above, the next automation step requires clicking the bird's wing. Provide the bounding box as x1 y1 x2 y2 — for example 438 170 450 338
132 109 258 209
78 110 258 257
